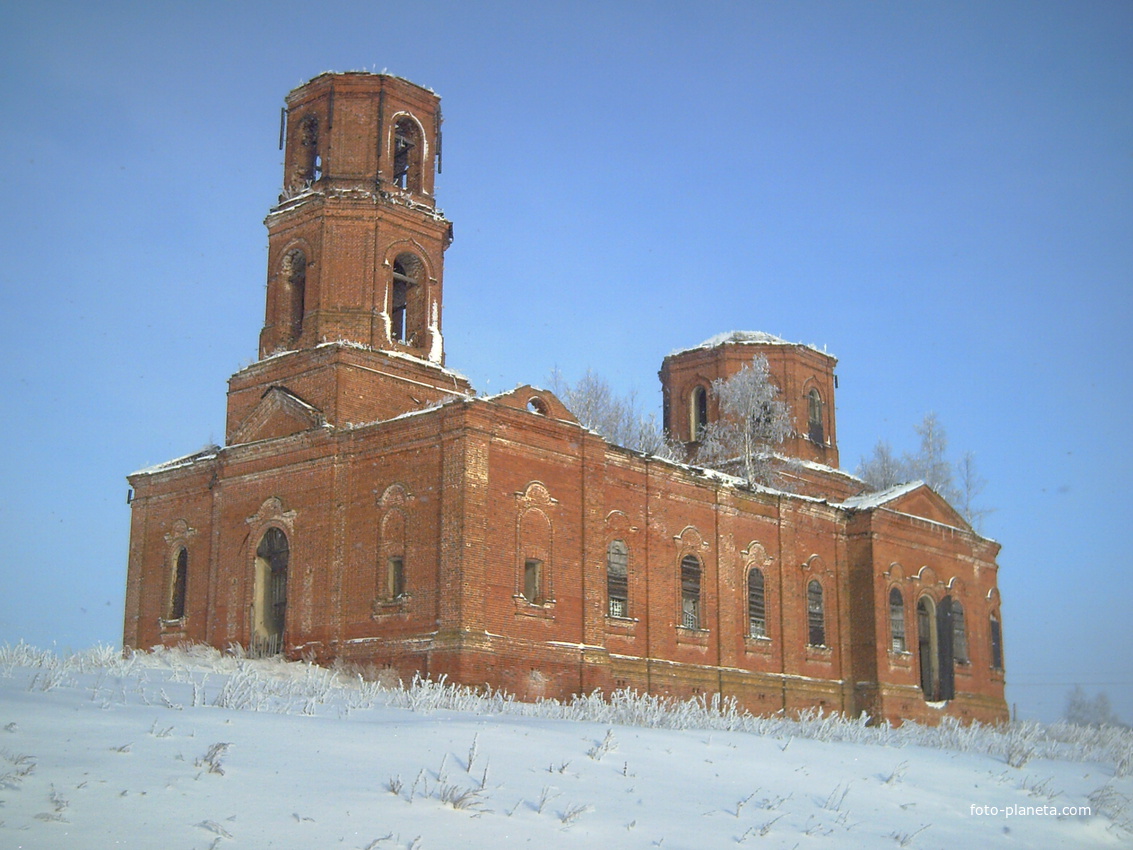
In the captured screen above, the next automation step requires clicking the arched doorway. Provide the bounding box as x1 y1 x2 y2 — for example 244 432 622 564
253 527 289 655
916 596 938 699
917 594 956 701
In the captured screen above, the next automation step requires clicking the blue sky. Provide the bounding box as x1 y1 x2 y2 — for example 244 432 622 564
1 1 1129 724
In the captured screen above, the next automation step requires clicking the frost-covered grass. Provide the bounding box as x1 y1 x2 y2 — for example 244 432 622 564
0 642 1130 848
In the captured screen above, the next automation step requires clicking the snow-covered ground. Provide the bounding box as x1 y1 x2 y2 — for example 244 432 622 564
0 645 1129 849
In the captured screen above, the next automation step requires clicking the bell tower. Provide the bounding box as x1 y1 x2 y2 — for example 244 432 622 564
260 72 451 360
226 73 471 443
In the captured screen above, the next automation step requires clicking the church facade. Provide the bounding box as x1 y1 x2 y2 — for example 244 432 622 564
124 72 1007 726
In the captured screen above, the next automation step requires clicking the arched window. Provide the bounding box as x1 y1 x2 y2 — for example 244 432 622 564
390 253 422 344
680 555 701 629
990 614 1003 670
607 540 628 618
295 114 320 186
807 388 824 444
392 116 423 192
691 386 708 441
747 568 766 637
806 580 825 646
253 528 289 654
889 587 905 652
167 547 188 621
282 249 307 345
952 600 969 664
518 499 552 606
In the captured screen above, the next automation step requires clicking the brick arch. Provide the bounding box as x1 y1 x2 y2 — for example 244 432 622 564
382 240 438 352
388 111 429 191
800 553 832 576
289 112 321 189
673 524 707 552
382 239 438 282
604 509 638 539
800 377 826 443
269 239 314 346
945 575 966 594
377 482 413 508
914 564 939 588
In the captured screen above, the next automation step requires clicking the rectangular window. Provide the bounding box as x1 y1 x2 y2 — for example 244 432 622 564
387 556 405 599
990 617 1003 670
953 604 969 664
889 589 906 653
607 541 628 618
523 559 542 604
748 569 766 638
807 581 826 647
681 556 701 630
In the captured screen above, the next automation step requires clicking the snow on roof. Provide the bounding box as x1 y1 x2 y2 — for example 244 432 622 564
668 330 832 358
130 446 219 478
837 480 924 510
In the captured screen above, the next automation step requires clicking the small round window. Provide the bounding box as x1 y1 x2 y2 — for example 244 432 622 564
527 397 548 415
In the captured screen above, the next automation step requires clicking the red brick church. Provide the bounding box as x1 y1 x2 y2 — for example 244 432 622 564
124 72 1007 725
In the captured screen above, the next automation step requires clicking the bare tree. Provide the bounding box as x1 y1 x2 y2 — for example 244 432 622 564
856 439 905 490
956 450 993 532
857 413 990 529
548 368 676 458
905 412 960 504
694 355 791 486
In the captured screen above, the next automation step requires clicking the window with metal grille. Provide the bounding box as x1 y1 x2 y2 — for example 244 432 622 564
607 540 628 618
747 568 766 637
952 600 969 663
807 580 825 646
167 547 187 620
681 555 701 629
889 587 906 652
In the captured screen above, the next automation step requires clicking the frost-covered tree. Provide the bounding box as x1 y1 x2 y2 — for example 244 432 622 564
694 355 791 486
548 368 677 458
856 439 905 490
956 450 993 532
905 412 960 504
1064 686 1121 728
